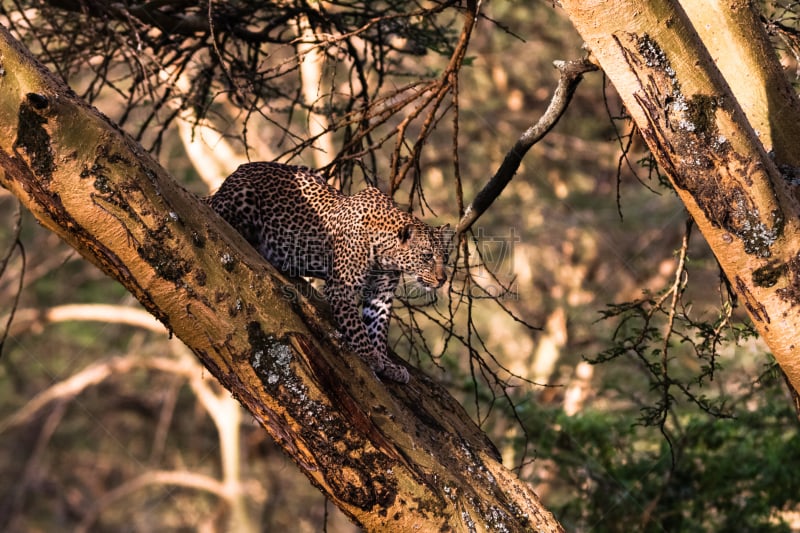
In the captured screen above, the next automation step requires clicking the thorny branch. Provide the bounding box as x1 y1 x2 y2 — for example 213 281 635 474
397 215 545 468
390 56 595 467
657 217 692 466
590 218 741 464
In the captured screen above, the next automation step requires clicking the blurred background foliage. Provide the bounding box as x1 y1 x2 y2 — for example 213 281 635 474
1 0 800 531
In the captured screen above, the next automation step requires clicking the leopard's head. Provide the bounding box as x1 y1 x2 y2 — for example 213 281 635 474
386 221 452 289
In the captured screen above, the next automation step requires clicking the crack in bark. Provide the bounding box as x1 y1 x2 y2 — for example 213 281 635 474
14 94 54 180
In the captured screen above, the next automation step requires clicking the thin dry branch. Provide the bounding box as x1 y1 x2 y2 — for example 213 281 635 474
390 0 481 195
0 200 23 356
456 58 598 236
2 303 164 337
0 354 196 432
75 469 230 533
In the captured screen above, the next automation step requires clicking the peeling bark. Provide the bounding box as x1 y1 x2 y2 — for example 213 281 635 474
0 25 562 532
560 0 800 390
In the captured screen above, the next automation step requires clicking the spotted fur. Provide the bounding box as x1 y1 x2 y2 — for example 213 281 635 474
206 161 451 383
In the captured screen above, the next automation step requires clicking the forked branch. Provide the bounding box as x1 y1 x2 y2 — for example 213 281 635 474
456 58 597 235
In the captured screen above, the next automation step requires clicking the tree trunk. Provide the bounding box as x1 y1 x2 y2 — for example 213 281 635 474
560 0 800 391
0 25 562 532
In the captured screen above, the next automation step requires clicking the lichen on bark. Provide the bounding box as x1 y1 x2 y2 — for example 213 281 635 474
619 32 783 258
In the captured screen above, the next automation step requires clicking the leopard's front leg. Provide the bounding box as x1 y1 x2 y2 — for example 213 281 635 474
362 271 398 348
325 279 409 384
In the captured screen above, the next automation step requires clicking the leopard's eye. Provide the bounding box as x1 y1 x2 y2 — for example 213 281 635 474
421 252 434 262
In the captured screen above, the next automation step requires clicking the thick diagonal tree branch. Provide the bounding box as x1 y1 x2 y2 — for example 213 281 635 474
0 24 562 532
456 59 597 236
560 0 800 392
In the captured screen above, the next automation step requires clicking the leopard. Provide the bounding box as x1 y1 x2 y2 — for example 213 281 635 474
206 161 451 383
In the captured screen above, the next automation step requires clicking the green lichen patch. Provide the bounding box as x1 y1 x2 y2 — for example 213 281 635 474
248 321 305 397
637 34 674 76
735 206 782 258
682 94 722 136
677 173 782 259
247 322 398 511
14 93 55 180
636 35 723 139
666 93 725 168
220 252 236 272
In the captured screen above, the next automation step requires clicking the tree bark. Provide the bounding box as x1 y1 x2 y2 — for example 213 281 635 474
679 0 800 168
0 25 562 532
560 0 800 391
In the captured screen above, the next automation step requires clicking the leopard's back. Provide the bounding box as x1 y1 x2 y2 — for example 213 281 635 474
207 162 340 278
207 161 450 285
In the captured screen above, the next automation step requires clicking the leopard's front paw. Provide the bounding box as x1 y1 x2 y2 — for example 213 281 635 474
369 358 385 374
380 362 410 384
355 348 385 375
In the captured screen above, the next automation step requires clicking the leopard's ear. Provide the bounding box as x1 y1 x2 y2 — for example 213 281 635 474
438 223 454 247
398 223 413 244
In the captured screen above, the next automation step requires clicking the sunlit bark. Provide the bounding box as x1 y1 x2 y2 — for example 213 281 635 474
0 25 562 532
678 0 800 167
560 0 800 391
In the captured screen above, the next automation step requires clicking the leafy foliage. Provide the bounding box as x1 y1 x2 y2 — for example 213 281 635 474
522 379 799 532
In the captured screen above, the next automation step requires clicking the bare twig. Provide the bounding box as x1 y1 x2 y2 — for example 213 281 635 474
456 58 598 236
657 217 692 467
0 200 24 357
0 354 197 432
1 303 164 337
390 0 482 197
75 469 230 533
